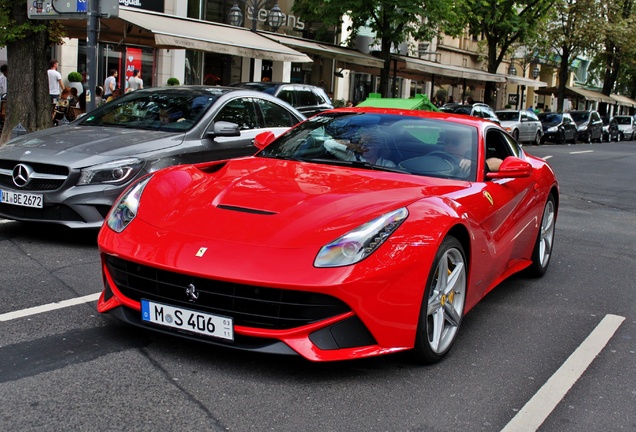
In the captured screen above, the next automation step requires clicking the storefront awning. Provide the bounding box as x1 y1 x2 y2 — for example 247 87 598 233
61 7 312 63
263 33 385 68
505 76 548 88
610 94 636 108
395 56 506 83
536 86 614 103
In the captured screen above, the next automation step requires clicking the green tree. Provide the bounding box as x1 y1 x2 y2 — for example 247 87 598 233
595 0 636 114
0 1 61 145
539 0 600 112
459 0 554 107
292 0 463 98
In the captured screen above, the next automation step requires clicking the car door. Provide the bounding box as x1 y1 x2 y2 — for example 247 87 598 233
461 128 538 285
203 97 262 160
590 111 603 140
519 110 530 141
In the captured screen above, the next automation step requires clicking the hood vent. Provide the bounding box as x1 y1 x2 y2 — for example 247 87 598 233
216 204 276 215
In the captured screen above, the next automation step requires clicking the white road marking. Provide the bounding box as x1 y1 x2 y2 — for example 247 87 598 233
542 155 553 160
0 292 101 322
570 150 594 154
501 314 625 432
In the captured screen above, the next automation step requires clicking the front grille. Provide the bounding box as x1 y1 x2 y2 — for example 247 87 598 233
0 203 85 222
0 160 69 191
105 255 351 330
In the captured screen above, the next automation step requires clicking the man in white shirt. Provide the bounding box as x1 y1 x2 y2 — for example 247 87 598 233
127 69 143 92
47 59 64 102
103 69 118 98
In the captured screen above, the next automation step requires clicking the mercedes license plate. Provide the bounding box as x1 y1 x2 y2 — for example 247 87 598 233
0 189 43 208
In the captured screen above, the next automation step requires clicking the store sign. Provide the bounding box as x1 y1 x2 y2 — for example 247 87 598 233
508 94 519 105
119 0 164 13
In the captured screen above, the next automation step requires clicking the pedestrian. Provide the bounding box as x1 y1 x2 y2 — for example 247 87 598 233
52 87 71 126
127 69 143 92
346 100 354 107
103 69 118 99
48 59 64 102
68 86 79 107
106 88 121 103
0 64 7 97
94 86 103 106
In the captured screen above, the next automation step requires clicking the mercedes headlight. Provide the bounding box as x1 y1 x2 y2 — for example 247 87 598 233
106 176 151 233
314 208 408 268
78 158 144 185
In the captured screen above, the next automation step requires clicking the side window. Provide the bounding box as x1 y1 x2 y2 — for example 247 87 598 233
520 111 528 121
312 89 328 105
528 111 539 121
592 112 601 122
277 89 295 106
297 89 318 107
485 129 517 167
256 99 296 128
471 106 482 118
214 98 257 130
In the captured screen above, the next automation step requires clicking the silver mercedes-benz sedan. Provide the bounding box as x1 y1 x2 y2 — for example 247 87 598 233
0 86 305 228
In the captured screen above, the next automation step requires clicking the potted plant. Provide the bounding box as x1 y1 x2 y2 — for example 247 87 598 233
167 77 180 86
67 71 84 95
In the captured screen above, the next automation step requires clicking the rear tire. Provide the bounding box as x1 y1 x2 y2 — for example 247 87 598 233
412 236 467 364
525 195 556 278
533 131 541 146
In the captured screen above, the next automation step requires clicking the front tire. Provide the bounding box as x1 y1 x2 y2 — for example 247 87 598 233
525 195 556 277
412 236 467 364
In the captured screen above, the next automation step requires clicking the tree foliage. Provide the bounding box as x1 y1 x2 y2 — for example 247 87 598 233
457 0 554 106
292 0 463 98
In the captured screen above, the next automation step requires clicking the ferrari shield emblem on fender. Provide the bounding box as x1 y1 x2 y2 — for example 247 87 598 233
483 191 494 206
195 247 208 257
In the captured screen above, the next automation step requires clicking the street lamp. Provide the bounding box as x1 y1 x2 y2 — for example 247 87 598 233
508 56 541 109
228 1 285 81
228 1 285 33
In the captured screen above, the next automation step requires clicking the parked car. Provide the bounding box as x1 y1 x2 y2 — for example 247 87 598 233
538 112 578 144
612 115 635 141
0 86 306 228
97 107 558 364
440 102 500 124
601 116 621 142
229 82 333 117
496 109 543 145
568 110 603 143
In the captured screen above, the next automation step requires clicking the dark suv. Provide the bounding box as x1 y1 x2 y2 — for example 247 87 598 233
568 110 603 143
230 82 333 117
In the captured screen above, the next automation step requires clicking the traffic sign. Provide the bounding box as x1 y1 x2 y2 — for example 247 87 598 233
27 0 119 20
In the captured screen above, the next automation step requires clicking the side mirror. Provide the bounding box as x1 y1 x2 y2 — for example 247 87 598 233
486 156 532 179
207 121 240 138
254 131 276 150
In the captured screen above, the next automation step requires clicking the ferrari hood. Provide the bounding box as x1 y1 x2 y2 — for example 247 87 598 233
137 157 464 248
0 125 183 164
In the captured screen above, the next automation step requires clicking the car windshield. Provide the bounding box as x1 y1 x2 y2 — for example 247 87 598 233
79 88 225 131
258 112 479 181
538 113 563 123
496 111 520 121
569 111 590 122
614 116 631 125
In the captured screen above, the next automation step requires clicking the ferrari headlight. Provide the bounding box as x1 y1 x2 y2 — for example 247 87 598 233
314 208 408 268
78 158 144 185
106 176 151 233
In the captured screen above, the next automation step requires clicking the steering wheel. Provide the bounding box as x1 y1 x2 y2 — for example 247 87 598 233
425 151 463 176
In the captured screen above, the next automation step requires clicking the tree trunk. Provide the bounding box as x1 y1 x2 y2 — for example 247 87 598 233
556 47 571 112
0 3 53 145
379 36 392 98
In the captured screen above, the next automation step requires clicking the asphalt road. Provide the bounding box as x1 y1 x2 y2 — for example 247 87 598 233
0 141 634 431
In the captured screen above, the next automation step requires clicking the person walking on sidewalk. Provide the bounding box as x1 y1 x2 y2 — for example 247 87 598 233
48 59 64 102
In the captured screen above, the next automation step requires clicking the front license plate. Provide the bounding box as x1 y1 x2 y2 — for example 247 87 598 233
0 189 43 208
141 299 234 341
